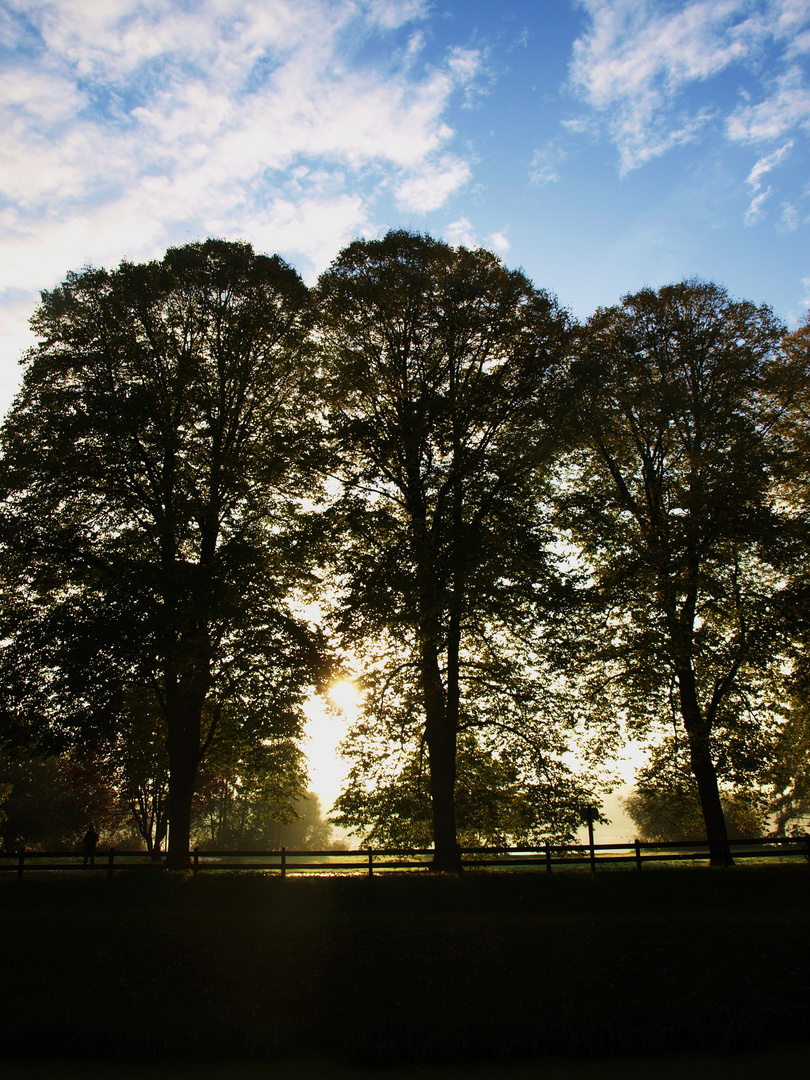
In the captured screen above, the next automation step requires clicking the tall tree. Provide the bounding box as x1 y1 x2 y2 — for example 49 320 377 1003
0 240 329 867
317 231 576 871
562 280 790 864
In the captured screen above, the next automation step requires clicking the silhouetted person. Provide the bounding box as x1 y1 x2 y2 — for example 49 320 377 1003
83 824 99 868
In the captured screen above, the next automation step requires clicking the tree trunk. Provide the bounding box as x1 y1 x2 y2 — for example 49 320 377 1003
165 689 205 870
152 813 167 862
676 666 733 866
421 638 462 873
166 760 197 869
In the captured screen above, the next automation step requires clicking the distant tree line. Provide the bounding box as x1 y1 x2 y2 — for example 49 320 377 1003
1 232 808 869
0 750 334 855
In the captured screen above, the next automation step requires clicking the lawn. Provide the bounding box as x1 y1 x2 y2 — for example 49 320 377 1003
1 864 807 1070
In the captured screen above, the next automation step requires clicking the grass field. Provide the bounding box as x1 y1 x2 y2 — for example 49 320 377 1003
1 864 808 1071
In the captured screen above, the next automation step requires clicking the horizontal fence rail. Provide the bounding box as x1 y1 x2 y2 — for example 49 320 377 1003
1 835 808 877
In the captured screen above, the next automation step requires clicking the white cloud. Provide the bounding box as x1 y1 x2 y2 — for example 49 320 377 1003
486 231 510 253
445 216 478 247
367 0 431 32
745 140 794 189
744 186 772 224
728 65 810 141
569 1 810 173
772 0 810 45
0 66 86 124
447 45 481 84
441 219 509 254
395 156 471 212
779 201 800 230
529 142 568 185
0 0 482 412
230 195 373 282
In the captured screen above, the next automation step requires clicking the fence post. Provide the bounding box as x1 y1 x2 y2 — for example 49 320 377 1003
193 847 199 875
107 848 115 879
545 841 552 874
281 846 286 879
17 848 24 880
634 839 642 872
367 849 373 878
587 819 596 875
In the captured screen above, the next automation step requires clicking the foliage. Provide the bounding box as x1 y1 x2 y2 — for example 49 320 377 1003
3 231 809 860
192 710 309 848
776 314 810 512
0 753 133 851
332 637 604 846
767 647 810 833
333 726 592 847
766 315 810 832
106 699 170 859
0 782 11 831
621 739 768 842
248 791 336 850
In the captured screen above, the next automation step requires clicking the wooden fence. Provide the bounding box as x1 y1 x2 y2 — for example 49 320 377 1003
1 835 808 877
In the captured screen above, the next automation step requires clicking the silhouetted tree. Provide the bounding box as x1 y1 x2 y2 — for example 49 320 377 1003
317 231 576 870
0 240 330 867
562 281 792 864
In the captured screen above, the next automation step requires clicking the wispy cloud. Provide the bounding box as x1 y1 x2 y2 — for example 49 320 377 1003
779 201 800 230
742 138 794 225
0 0 482 396
529 142 568 185
728 65 810 141
569 0 810 174
745 186 772 224
745 140 794 189
444 217 509 253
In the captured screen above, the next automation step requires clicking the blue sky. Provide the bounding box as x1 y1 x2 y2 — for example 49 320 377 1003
2 0 810 413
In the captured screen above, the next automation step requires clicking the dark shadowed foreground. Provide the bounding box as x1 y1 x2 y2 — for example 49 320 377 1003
1 867 807 1070
3 1044 810 1080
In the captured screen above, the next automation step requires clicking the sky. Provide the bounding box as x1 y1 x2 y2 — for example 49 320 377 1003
3 0 810 414
3 0 809 835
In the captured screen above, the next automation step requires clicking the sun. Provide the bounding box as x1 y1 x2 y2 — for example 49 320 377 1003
301 682 361 815
328 679 360 714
